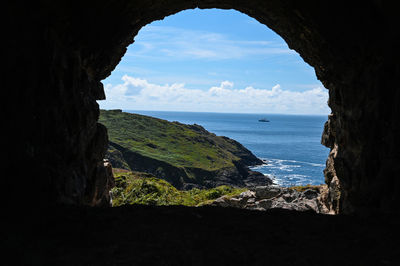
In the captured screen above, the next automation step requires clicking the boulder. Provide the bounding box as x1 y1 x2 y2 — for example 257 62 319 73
254 186 282 200
238 190 256 200
211 196 231 208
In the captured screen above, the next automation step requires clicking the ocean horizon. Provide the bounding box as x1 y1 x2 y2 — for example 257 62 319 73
123 109 330 187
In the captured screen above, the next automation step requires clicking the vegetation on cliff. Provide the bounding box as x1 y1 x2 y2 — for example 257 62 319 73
99 109 261 170
289 184 322 193
111 169 247 207
99 109 267 189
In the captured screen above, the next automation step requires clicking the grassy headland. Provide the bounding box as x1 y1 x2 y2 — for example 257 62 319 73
99 109 267 189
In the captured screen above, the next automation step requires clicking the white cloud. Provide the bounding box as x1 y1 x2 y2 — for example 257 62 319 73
100 75 330 115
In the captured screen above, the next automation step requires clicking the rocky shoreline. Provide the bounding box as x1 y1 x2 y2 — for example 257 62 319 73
210 184 332 214
100 110 330 214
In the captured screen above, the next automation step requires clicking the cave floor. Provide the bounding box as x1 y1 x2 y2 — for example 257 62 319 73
8 205 400 266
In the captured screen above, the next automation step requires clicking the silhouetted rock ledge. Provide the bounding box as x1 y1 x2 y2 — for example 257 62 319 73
99 110 271 190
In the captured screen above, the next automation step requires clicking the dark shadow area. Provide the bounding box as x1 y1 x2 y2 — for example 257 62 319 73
9 206 399 265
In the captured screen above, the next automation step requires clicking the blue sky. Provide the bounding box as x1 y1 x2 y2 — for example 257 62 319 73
99 8 330 115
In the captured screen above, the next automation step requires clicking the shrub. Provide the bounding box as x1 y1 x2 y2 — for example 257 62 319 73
111 170 246 207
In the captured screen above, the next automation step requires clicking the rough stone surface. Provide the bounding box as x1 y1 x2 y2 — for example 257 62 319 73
87 159 115 207
211 185 329 214
303 189 319 200
254 186 282 199
4 1 400 215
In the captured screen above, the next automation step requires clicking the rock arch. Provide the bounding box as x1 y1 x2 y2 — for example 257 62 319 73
5 1 399 214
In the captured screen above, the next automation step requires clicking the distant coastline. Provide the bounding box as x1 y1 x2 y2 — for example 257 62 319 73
122 109 329 117
120 110 329 187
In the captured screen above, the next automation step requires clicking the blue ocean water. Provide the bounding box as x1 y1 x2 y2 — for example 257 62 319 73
125 110 330 186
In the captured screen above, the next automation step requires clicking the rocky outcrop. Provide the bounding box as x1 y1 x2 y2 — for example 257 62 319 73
86 159 115 207
108 141 271 190
5 1 400 215
211 185 330 214
100 110 270 190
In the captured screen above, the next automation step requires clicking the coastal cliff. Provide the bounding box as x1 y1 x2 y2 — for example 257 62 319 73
99 110 270 190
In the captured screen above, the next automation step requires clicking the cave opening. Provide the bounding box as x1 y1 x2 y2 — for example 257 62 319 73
6 1 400 264
98 8 332 212
6 0 399 216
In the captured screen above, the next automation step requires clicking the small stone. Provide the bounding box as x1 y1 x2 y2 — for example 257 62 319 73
238 190 256 199
247 198 256 204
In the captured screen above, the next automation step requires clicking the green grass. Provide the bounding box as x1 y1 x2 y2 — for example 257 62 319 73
99 109 247 171
111 169 247 207
288 184 323 192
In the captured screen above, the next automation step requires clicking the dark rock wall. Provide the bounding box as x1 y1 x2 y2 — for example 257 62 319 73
5 2 111 207
5 1 399 214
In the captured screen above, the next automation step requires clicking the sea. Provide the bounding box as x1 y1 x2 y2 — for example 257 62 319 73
125 110 330 187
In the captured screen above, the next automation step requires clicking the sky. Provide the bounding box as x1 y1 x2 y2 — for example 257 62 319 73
98 8 330 115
